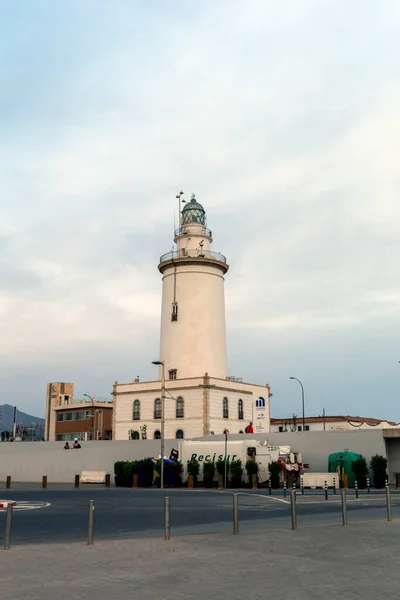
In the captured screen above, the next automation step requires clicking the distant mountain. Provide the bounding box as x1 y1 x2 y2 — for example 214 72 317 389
0 404 44 432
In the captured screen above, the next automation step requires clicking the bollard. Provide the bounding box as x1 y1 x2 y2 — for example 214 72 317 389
333 477 337 495
283 481 287 499
165 496 170 540
233 494 239 535
367 478 370 494
324 481 328 501
74 474 80 489
105 474 111 488
290 490 297 530
42 475 47 489
386 484 392 523
301 477 304 496
3 503 13 550
355 481 359 499
88 500 95 545
341 488 347 526
268 478 272 496
6 476 11 490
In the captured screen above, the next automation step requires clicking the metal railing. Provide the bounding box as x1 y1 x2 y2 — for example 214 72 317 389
159 249 227 264
174 226 212 238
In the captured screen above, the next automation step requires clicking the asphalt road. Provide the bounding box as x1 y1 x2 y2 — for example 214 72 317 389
0 487 398 546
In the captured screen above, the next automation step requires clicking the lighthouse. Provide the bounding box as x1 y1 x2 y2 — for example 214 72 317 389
158 194 228 380
112 192 271 441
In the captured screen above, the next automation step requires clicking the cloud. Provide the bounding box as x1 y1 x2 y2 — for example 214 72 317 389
0 0 399 419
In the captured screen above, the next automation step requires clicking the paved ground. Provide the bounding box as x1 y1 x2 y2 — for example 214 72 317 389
0 487 398 545
0 521 399 599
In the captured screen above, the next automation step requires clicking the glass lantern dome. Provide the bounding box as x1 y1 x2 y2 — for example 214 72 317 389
181 194 206 226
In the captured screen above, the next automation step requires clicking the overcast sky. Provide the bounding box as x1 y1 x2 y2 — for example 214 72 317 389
0 1 399 421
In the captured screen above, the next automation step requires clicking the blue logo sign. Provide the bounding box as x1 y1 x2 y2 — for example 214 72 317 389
256 396 266 409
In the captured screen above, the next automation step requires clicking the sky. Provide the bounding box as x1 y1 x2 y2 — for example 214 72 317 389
0 1 399 420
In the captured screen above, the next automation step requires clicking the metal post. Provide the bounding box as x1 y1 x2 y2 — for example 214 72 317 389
341 488 347 526
333 477 336 495
290 490 297 530
224 431 228 490
355 481 359 499
233 494 239 535
6 475 11 489
324 481 328 500
3 503 13 550
42 475 47 489
301 477 304 495
283 481 287 499
165 496 170 540
74 474 80 488
386 484 392 522
160 366 165 490
367 478 370 494
88 500 95 545
268 478 272 496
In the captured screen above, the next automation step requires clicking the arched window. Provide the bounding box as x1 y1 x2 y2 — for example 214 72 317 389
238 399 243 420
176 396 184 418
133 400 140 420
130 430 140 440
223 397 229 419
154 398 162 419
176 429 184 439
154 430 161 439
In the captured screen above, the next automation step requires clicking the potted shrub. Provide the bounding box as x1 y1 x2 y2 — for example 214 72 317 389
216 459 229 488
203 461 216 488
138 457 154 487
229 459 243 488
245 460 259 489
114 461 129 487
171 460 183 487
268 460 281 488
352 456 368 489
187 458 200 488
370 455 387 489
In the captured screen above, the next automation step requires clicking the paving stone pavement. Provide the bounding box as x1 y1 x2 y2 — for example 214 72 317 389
1 521 399 599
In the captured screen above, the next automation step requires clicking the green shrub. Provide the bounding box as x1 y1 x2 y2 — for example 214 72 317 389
216 459 229 475
138 457 154 487
268 460 281 488
187 458 200 478
370 454 387 488
114 461 129 487
229 459 243 486
203 461 216 484
245 460 259 476
352 456 368 489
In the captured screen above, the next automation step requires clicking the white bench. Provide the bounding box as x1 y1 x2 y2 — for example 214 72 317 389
80 471 107 484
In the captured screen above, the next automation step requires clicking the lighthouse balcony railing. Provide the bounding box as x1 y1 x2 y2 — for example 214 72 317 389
174 226 212 238
159 249 227 264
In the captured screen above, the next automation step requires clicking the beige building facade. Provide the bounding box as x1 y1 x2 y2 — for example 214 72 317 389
113 375 270 441
113 193 271 440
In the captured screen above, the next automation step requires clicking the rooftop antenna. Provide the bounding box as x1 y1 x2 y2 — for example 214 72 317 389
176 190 185 228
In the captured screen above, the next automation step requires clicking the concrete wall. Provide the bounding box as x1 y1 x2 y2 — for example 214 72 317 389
0 429 387 483
0 440 177 483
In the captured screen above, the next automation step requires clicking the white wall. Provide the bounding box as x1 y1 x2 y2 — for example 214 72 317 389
159 262 228 379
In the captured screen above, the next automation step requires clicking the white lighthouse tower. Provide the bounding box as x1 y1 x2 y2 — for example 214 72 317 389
158 194 228 380
112 192 271 441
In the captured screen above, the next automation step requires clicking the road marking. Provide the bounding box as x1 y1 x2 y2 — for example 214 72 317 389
235 492 290 505
0 501 51 512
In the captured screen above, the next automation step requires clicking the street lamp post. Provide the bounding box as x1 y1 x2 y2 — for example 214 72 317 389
152 361 166 489
83 394 94 441
175 190 185 228
289 377 305 432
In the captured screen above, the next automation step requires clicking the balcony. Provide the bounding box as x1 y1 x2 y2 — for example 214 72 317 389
159 249 227 265
174 226 212 238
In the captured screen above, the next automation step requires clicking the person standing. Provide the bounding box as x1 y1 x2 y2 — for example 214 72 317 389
245 422 254 434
